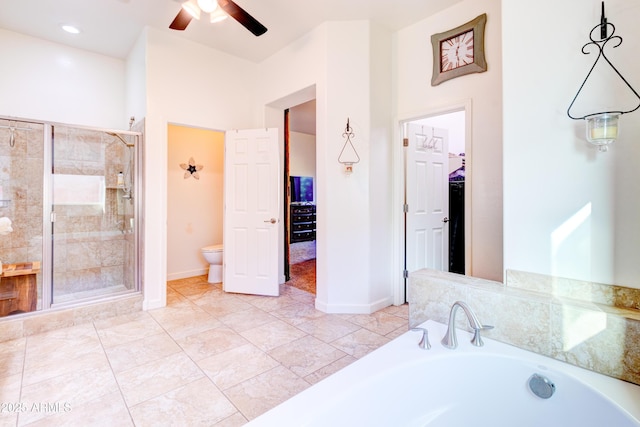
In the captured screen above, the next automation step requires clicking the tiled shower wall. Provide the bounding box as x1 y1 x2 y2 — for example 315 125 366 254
52 125 135 301
0 119 44 307
0 120 136 312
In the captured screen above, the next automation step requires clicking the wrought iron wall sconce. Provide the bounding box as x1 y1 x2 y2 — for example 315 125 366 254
338 118 360 174
567 2 640 152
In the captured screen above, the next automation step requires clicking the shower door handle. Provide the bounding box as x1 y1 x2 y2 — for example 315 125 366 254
264 218 277 224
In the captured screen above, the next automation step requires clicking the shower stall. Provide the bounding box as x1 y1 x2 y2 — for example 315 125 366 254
0 117 141 316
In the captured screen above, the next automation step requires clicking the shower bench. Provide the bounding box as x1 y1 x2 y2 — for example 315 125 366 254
0 261 39 317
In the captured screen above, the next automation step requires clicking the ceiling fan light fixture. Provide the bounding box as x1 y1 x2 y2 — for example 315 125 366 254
197 0 218 14
181 0 201 20
210 9 228 23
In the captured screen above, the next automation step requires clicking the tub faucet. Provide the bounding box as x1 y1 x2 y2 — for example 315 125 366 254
441 301 493 349
410 327 431 350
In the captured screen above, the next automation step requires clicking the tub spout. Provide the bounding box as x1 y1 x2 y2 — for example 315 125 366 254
441 301 493 349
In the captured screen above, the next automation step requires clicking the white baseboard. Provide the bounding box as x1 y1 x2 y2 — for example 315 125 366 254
167 268 208 281
314 296 393 314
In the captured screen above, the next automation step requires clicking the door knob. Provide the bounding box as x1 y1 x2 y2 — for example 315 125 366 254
264 218 277 224
442 217 449 223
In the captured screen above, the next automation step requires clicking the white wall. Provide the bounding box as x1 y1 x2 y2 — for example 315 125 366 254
289 131 316 190
395 0 503 282
167 125 224 280
260 21 395 312
0 29 126 128
142 28 260 308
125 28 147 125
503 0 640 288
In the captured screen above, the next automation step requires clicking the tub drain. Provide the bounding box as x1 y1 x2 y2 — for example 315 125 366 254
528 373 556 399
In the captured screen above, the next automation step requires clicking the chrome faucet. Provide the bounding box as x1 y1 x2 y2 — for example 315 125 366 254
441 301 493 349
410 327 431 350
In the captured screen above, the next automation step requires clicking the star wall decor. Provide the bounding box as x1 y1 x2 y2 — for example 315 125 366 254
180 157 204 180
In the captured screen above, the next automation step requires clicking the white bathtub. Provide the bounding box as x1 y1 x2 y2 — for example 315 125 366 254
247 320 640 427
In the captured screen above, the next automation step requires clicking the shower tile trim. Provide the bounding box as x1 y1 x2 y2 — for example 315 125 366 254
0 294 143 343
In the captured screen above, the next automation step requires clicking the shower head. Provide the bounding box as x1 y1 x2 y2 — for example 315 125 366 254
107 132 135 147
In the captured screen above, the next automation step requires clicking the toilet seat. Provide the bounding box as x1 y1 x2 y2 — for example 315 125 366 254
202 244 223 253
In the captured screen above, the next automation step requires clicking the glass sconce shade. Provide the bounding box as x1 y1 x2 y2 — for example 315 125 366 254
585 113 619 152
210 9 229 23
181 0 201 19
197 0 218 13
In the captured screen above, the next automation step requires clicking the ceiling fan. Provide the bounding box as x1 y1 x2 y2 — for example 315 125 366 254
169 0 267 36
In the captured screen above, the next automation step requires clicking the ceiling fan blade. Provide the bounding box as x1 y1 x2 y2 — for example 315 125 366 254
169 8 193 31
218 0 268 36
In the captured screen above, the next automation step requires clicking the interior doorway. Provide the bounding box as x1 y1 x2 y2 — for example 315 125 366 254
284 100 317 294
403 109 467 292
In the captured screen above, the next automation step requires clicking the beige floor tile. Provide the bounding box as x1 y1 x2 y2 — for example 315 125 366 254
19 366 120 425
93 311 152 330
170 281 219 300
2 278 401 424
240 320 307 352
331 328 391 359
0 413 17 427
224 365 309 420
104 332 183 373
289 286 316 307
195 296 255 318
217 306 278 333
197 343 279 390
0 344 25 379
270 302 326 326
25 323 100 356
381 303 409 319
129 377 236 427
22 350 111 387
296 315 361 343
176 327 248 361
0 337 26 357
303 354 358 385
0 373 22 402
23 391 133 427
96 314 165 348
386 324 409 340
214 411 248 426
166 286 187 305
348 311 408 335
149 304 223 339
244 295 299 312
268 335 346 377
184 288 231 307
116 352 204 407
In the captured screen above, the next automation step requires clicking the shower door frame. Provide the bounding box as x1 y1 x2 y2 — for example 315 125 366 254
41 121 143 310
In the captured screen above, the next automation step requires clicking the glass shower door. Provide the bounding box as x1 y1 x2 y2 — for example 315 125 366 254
51 125 137 305
0 118 45 316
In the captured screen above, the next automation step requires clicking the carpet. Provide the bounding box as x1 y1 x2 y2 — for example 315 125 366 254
287 258 316 294
290 241 316 264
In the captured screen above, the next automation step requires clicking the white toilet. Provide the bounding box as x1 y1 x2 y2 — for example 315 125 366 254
201 244 223 283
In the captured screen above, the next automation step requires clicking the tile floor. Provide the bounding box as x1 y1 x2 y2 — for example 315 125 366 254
0 276 409 426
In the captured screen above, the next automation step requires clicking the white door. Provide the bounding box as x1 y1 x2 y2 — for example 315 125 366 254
224 128 280 296
405 123 449 273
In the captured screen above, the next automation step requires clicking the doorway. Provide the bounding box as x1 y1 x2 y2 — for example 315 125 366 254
403 109 467 294
166 124 224 282
284 100 317 294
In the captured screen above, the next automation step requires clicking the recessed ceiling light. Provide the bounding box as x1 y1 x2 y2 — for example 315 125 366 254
61 24 80 34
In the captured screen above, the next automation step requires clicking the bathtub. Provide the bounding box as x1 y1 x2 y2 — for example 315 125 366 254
247 320 640 427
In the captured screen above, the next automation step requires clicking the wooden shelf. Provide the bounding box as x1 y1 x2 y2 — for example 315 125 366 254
0 261 40 316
